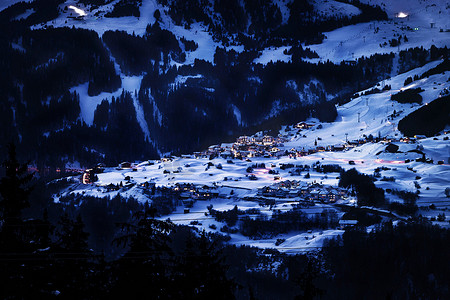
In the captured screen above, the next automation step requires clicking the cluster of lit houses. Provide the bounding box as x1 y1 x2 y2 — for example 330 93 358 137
257 180 350 204
190 134 287 159
81 121 434 185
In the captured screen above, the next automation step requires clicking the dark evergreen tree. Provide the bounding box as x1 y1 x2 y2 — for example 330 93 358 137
0 143 34 223
56 213 89 252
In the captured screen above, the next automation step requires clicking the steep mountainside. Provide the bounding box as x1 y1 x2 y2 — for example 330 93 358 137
0 0 448 171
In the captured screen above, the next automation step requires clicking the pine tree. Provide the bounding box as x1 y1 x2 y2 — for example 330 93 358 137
56 213 89 252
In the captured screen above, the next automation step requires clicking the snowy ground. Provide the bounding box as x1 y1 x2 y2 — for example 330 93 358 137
59 60 450 251
308 0 450 63
256 0 450 65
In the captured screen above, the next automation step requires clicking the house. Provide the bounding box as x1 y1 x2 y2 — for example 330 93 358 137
318 189 329 202
343 60 357 66
220 150 232 158
327 190 339 202
339 219 358 229
237 136 252 144
300 187 309 196
316 146 326 152
275 189 288 198
295 122 315 129
270 147 283 156
82 169 97 184
259 186 277 197
141 181 156 189
332 144 345 151
118 162 132 169
309 190 320 201
262 135 275 146
105 183 120 191
288 190 299 198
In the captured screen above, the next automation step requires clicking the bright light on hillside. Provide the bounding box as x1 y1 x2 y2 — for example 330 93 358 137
397 12 408 18
68 5 87 17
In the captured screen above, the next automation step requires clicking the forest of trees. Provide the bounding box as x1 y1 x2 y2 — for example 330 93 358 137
398 94 450 137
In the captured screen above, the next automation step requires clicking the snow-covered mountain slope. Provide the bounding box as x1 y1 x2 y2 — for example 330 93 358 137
284 60 449 150
306 0 450 63
63 60 449 195
2 0 448 176
58 60 450 251
29 0 243 65
253 0 449 65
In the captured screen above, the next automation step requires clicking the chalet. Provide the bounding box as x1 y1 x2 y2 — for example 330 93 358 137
195 188 214 200
295 122 315 129
275 189 288 198
220 150 232 158
308 148 317 155
327 190 339 203
414 134 427 140
300 187 309 196
141 181 156 189
82 169 97 184
343 60 357 66
105 183 120 191
316 146 326 152
174 183 195 192
270 147 282 156
118 162 132 169
288 190 299 198
318 189 328 202
332 144 345 151
400 137 412 143
262 135 275 146
94 163 105 173
237 136 252 144
309 190 320 201
259 186 277 197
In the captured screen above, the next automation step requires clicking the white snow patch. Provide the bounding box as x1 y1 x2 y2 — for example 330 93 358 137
311 0 361 18
254 46 291 65
231 104 242 126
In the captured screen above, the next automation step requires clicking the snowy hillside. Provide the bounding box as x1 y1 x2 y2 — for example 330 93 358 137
260 0 450 64
59 60 450 252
